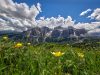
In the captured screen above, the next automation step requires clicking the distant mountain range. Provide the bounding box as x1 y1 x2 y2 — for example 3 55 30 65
0 26 100 43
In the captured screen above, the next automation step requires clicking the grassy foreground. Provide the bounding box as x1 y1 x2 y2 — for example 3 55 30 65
0 37 100 75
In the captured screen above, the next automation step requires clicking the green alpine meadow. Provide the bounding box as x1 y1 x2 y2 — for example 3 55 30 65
0 37 100 75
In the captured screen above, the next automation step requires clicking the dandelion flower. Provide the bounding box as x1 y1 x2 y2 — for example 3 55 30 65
51 51 64 57
77 52 84 58
3 36 8 40
15 42 23 48
27 43 31 45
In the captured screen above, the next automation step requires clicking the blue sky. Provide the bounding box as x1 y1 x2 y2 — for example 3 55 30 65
13 0 100 23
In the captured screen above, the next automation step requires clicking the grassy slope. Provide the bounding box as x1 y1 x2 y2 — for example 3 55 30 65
0 38 100 75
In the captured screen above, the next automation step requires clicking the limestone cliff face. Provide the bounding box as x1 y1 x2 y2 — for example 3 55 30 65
0 26 89 43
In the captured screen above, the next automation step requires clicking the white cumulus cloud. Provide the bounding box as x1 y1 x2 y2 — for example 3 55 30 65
36 16 75 29
88 8 100 20
74 22 100 36
0 0 41 32
87 28 100 37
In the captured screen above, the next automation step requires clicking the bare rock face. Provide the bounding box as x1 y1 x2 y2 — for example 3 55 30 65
61 26 74 38
31 27 41 36
61 29 69 38
40 26 51 36
51 29 61 38
19 26 88 43
75 28 87 36
67 26 74 35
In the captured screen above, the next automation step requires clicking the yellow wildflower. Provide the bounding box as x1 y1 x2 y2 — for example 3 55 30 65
77 52 84 58
3 36 8 40
27 43 31 45
15 43 23 48
51 51 64 57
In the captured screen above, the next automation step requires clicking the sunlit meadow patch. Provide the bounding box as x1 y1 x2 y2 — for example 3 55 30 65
0 38 100 75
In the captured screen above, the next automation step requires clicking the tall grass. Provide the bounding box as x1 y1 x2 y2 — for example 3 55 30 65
0 38 100 75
